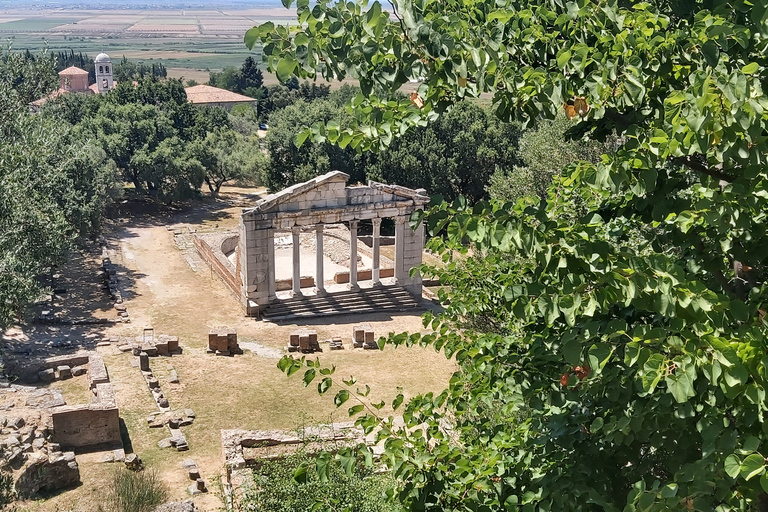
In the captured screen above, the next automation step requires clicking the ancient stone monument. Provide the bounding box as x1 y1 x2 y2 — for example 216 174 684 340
238 171 429 317
207 328 242 356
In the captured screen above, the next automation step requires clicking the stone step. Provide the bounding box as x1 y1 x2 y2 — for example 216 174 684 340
262 286 421 321
266 287 416 310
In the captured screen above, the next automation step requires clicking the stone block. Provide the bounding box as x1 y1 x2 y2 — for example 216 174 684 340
8 417 25 429
207 331 217 351
139 352 150 372
56 366 72 380
216 337 229 353
155 341 169 356
289 333 300 347
71 366 87 377
299 335 310 352
38 369 55 383
88 355 109 388
167 336 180 352
364 331 375 344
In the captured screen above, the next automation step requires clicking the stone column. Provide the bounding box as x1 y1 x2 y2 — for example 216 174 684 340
315 224 326 296
291 226 302 297
239 217 272 316
371 218 382 287
349 220 359 290
267 229 276 301
394 215 406 284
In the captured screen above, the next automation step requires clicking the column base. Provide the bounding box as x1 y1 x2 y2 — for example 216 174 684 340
348 283 360 291
290 290 304 298
371 280 383 288
315 288 327 296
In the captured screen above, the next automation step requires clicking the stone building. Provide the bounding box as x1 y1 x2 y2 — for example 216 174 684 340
238 171 429 317
94 53 114 94
30 53 116 110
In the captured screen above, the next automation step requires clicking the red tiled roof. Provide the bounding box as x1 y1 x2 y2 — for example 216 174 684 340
184 84 255 104
58 66 89 76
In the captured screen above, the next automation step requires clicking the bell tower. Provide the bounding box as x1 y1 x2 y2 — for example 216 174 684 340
94 53 114 94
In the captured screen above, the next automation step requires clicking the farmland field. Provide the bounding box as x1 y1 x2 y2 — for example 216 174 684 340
0 7 295 73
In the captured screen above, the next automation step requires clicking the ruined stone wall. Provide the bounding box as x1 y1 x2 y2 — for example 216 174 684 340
51 404 120 448
193 233 240 298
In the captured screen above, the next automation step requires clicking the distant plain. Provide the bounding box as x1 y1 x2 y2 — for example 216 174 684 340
0 7 298 76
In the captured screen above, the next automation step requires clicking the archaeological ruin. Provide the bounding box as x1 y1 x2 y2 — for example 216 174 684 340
194 171 430 320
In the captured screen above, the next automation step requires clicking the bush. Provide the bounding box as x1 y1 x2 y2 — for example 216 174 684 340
106 468 168 512
239 451 401 512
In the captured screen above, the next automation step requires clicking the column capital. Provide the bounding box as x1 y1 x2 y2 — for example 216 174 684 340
395 215 407 224
349 219 359 228
315 223 324 232
291 225 301 234
371 217 382 227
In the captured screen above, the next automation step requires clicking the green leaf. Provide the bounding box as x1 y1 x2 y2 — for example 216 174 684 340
318 377 332 394
348 404 364 416
293 461 309 483
724 454 741 478
760 472 768 493
244 27 261 50
665 369 695 403
334 389 350 406
742 62 760 74
660 483 678 498
701 40 720 67
315 452 331 482
588 343 613 370
303 368 316 387
276 58 297 82
392 393 404 410
740 454 765 480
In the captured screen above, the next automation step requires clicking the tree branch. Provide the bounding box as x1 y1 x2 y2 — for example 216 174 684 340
672 155 736 183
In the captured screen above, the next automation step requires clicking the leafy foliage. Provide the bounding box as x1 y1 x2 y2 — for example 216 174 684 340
0 46 57 105
263 0 768 511
239 450 401 512
188 129 267 195
1 60 116 331
488 114 612 203
367 101 521 202
263 97 367 191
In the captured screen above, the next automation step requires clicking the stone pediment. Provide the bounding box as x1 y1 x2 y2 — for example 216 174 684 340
245 171 429 216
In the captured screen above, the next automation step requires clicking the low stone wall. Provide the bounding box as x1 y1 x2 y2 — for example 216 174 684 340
51 402 120 449
275 276 315 291
193 232 240 298
333 268 395 284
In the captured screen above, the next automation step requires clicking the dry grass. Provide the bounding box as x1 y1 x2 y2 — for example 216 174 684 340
45 375 94 406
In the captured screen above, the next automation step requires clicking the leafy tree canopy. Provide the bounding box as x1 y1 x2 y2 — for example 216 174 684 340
1 56 116 330
259 1 768 512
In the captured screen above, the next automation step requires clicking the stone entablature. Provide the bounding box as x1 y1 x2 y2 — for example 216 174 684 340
239 171 429 316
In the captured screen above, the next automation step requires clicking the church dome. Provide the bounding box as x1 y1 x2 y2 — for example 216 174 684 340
94 53 111 63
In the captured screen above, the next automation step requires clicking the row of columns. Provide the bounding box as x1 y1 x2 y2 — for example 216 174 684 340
289 218 385 297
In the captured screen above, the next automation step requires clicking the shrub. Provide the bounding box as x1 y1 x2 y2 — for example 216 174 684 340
106 468 168 512
239 451 401 512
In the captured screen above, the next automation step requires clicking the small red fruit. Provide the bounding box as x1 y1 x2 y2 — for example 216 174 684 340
560 373 569 387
